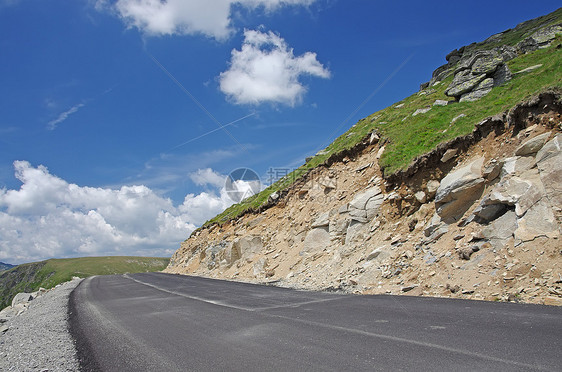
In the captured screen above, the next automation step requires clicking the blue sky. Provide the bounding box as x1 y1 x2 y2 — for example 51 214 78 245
1 0 560 264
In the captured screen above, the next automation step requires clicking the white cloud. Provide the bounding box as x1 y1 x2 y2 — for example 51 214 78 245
47 103 85 130
0 161 241 264
103 0 316 39
219 29 330 106
189 168 226 188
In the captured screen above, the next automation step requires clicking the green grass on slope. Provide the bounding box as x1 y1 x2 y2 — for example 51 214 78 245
204 33 562 228
0 256 169 309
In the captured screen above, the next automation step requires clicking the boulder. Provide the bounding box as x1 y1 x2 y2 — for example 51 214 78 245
459 78 494 102
440 148 458 163
302 227 330 253
482 210 517 250
515 132 550 156
514 199 558 245
471 55 503 75
311 212 330 228
536 134 562 215
435 157 485 223
350 187 382 210
426 180 440 199
446 71 487 98
12 293 33 307
492 64 512 87
233 236 263 258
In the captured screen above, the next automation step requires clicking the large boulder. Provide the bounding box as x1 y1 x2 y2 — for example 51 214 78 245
348 186 384 222
459 78 494 102
302 227 330 253
435 157 485 223
536 134 562 216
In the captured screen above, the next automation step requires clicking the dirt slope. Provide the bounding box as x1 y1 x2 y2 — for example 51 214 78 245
166 90 562 306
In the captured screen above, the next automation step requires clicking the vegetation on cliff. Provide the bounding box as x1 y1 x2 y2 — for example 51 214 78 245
203 8 562 227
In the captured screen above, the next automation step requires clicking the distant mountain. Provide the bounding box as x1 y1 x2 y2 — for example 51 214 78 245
0 256 170 309
0 262 16 272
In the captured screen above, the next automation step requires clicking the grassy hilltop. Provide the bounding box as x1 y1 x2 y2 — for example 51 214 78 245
0 256 169 309
205 8 562 227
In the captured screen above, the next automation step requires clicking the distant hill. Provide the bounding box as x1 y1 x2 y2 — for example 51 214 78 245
0 256 170 309
0 262 16 272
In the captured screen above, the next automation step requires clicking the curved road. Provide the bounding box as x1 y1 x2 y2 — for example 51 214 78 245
70 272 561 371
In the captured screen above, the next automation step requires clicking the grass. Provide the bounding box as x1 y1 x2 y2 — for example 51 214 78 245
202 19 562 229
0 256 169 309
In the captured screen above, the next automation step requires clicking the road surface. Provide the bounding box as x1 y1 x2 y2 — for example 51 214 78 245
69 272 562 371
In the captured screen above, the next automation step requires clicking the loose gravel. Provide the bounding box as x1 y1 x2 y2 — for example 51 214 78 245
0 279 82 371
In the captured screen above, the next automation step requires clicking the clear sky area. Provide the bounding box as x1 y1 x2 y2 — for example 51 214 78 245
1 0 560 263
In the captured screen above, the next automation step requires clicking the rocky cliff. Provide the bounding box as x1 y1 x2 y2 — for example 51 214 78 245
166 12 562 306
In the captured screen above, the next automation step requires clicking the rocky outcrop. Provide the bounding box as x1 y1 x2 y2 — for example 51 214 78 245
517 24 562 54
421 19 561 102
444 50 512 102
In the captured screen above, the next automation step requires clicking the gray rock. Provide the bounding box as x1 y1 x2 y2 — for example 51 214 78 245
459 77 494 102
492 63 512 87
514 64 543 75
446 71 487 98
497 45 518 61
302 227 330 253
501 156 536 178
366 247 389 261
345 220 366 245
414 191 427 204
426 180 440 199
451 113 466 123
12 293 33 307
433 99 449 106
518 24 562 53
482 160 502 181
536 134 562 215
482 210 517 250
473 202 508 222
350 187 382 210
435 157 485 223
413 107 431 116
516 132 551 156
365 194 384 220
440 148 458 163
233 236 263 258
311 212 330 228
514 199 558 245
471 55 503 75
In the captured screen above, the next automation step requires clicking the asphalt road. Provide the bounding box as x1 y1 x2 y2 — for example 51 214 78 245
69 272 562 371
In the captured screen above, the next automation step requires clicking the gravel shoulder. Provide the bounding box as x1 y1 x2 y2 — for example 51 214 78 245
0 278 82 371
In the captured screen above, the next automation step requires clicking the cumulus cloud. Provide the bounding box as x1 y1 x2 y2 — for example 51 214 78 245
219 29 330 106
0 161 242 264
105 0 316 39
189 168 226 188
47 103 85 130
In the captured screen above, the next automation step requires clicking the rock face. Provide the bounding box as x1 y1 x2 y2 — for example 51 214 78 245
517 24 562 53
167 13 562 306
435 157 485 223
444 50 512 102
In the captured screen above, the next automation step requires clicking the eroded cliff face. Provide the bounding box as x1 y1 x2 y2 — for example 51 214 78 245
166 91 562 306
